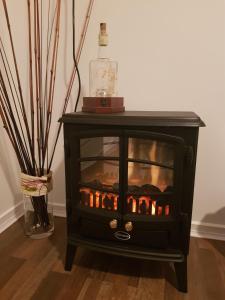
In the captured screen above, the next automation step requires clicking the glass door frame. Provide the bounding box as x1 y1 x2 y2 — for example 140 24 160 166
122 130 185 220
69 128 185 222
69 129 124 220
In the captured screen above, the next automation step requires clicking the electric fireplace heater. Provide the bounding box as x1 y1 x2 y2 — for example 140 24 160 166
62 111 204 292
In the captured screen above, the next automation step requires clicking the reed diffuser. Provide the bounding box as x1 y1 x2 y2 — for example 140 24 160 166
0 0 95 238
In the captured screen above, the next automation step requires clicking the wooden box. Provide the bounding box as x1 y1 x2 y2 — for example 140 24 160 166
82 97 125 113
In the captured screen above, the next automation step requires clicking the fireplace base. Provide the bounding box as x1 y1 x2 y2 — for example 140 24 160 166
65 236 187 292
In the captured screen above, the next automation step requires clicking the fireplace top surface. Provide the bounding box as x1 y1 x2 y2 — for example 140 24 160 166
61 111 205 127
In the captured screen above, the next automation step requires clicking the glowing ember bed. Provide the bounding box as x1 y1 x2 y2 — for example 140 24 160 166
61 111 205 293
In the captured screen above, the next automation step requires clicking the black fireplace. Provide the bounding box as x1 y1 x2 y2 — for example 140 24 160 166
62 111 204 292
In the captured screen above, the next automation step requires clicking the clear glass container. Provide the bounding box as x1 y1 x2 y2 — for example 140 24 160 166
89 23 118 97
89 52 118 97
23 193 54 239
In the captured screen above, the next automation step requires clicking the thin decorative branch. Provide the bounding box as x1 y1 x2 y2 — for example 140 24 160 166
27 0 36 172
33 0 42 174
0 101 26 171
0 75 31 173
0 0 95 230
42 0 61 172
0 91 25 171
2 0 34 170
48 0 95 172
1 0 94 173
63 0 95 114
36 0 44 162
0 41 33 168
43 0 55 140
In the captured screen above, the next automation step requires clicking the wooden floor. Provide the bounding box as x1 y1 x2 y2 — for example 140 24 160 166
0 217 224 300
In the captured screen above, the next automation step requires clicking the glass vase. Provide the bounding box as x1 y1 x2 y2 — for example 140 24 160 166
23 193 54 239
21 171 54 239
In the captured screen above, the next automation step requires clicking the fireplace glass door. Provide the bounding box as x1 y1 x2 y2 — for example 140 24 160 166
126 136 177 218
79 136 120 212
74 130 184 246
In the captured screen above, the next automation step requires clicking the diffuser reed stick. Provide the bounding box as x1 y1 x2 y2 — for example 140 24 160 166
48 0 95 172
0 0 94 231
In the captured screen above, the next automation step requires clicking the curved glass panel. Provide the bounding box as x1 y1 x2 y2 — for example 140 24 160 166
80 160 119 191
128 138 174 168
128 162 173 192
80 137 119 158
80 160 119 212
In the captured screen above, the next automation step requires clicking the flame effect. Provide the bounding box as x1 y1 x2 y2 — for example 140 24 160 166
127 196 170 216
80 188 118 211
128 139 173 192
158 206 163 216
151 200 156 215
96 191 100 208
80 188 170 216
165 205 170 216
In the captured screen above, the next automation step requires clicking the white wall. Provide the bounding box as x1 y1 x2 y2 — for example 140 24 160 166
0 1 225 231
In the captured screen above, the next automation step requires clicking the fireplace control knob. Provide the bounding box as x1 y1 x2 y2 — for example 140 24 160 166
125 221 133 232
109 219 118 229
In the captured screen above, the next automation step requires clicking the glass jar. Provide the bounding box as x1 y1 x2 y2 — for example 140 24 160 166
21 171 54 239
89 56 118 97
23 193 54 239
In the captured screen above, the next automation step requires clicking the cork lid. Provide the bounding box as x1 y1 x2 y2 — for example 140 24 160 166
99 22 108 46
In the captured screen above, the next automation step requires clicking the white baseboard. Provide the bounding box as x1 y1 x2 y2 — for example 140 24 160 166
191 221 225 241
0 201 24 234
0 201 66 234
53 203 66 218
1 203 225 241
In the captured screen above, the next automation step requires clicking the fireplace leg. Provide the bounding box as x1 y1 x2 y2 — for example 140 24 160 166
174 257 187 293
65 243 77 271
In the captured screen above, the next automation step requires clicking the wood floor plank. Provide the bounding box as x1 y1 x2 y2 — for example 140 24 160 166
11 247 61 300
104 256 132 299
139 261 165 300
54 250 94 299
54 269 89 300
0 227 64 300
82 278 102 300
0 223 25 257
97 281 113 299
197 246 225 300
0 219 24 245
31 271 68 300
0 256 25 289
76 277 93 300
12 238 48 259
89 252 112 281
127 286 140 300
0 245 58 300
202 239 225 287
127 259 141 288
185 238 203 300
0 217 224 300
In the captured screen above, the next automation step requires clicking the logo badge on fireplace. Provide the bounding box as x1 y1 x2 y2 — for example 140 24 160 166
114 231 131 241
